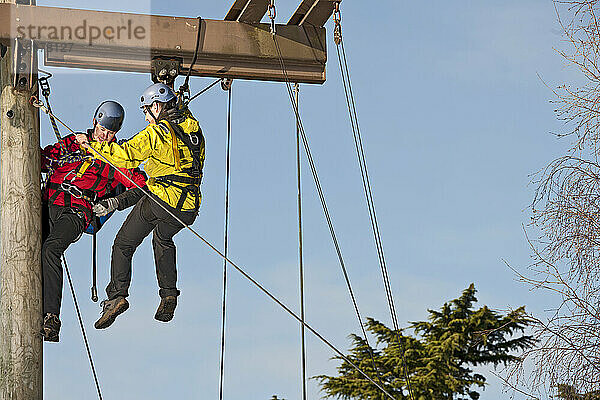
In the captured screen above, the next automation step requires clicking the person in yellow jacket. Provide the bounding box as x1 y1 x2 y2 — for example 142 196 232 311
76 83 205 329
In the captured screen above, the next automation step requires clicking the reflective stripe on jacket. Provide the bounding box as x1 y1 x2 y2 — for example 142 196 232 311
89 113 205 211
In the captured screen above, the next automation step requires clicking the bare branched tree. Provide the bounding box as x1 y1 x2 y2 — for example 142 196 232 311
504 1 600 398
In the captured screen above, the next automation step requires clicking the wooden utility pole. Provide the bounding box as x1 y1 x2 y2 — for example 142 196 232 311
0 0 42 398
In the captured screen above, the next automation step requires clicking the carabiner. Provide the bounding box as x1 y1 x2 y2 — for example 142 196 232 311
268 1 277 35
61 182 84 199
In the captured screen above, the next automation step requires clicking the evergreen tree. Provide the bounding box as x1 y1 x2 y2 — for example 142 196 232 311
555 385 600 400
316 284 534 400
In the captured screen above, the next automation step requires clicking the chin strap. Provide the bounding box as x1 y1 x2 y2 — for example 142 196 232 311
144 105 159 125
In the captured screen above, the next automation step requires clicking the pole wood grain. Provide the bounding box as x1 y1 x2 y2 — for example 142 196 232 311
0 0 42 398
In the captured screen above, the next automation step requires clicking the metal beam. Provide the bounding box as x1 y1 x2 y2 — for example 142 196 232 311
288 0 339 27
224 0 270 23
0 3 327 83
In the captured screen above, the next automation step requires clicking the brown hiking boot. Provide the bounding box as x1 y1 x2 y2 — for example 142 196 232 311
154 296 177 322
41 313 61 342
95 297 129 329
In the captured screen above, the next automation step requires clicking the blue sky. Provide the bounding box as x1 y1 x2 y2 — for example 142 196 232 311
18 0 580 399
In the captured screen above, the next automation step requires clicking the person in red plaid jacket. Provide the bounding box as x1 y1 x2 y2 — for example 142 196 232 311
41 100 147 342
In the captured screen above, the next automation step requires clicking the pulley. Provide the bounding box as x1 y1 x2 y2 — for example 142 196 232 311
151 57 182 88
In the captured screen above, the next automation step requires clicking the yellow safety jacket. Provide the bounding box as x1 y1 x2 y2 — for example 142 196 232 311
89 113 205 211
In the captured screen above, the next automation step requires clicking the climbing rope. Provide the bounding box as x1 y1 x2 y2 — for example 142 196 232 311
333 3 415 399
178 17 203 101
30 96 397 400
62 255 103 400
268 1 390 397
268 0 277 35
218 81 233 400
91 232 98 302
294 83 307 400
335 7 399 330
37 70 81 185
38 69 63 145
187 78 221 104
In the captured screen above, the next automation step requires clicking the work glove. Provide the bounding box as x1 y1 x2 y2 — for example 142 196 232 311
93 197 119 217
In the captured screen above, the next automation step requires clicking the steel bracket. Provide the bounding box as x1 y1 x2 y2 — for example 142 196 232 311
221 78 233 91
151 57 182 87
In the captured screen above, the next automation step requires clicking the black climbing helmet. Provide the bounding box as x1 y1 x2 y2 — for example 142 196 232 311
93 101 125 133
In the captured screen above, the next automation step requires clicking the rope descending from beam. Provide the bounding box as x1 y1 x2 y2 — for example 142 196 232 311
179 16 203 100
187 79 221 104
334 4 415 399
218 81 233 400
268 5 392 397
294 83 308 400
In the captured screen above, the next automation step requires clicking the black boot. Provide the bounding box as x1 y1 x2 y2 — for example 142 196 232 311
154 296 177 322
41 313 61 342
94 296 129 329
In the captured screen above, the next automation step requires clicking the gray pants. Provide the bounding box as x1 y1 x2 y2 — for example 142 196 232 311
106 195 197 300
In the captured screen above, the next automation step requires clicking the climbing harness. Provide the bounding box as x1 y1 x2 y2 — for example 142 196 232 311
47 180 97 204
155 120 204 211
48 159 98 205
31 95 396 400
43 152 111 306
44 151 94 184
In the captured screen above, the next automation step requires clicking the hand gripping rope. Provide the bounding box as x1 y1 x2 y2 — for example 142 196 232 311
30 93 396 400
